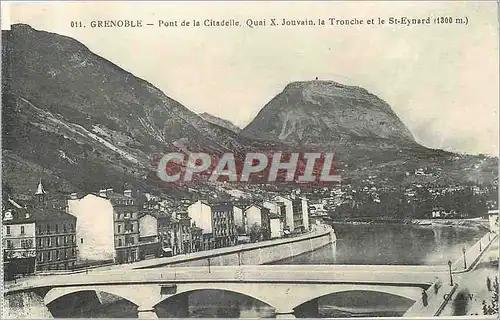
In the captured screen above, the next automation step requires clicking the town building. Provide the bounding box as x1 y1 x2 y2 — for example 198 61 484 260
109 189 140 264
3 206 36 278
188 200 239 249
272 195 309 233
190 224 203 252
291 198 305 232
138 211 161 260
67 189 140 265
31 181 78 272
432 207 444 218
187 200 213 234
67 193 115 263
244 204 271 240
158 208 194 255
269 214 283 239
157 213 175 257
178 214 192 254
3 182 78 276
233 203 245 234
210 202 238 248
488 209 499 233
272 196 293 233
34 204 77 271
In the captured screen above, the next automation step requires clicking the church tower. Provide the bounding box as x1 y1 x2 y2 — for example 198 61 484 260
34 178 46 203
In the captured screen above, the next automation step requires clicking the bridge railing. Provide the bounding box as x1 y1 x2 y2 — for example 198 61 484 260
403 275 455 317
452 231 497 272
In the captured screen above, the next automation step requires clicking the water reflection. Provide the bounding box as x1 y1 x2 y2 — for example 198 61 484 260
272 223 486 265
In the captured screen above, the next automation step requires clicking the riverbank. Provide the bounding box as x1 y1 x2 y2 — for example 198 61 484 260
325 217 489 231
414 218 489 230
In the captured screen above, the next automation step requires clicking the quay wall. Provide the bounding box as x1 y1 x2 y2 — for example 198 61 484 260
3 292 53 319
138 225 336 269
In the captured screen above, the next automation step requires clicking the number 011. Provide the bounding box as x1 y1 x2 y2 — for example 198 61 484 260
70 21 83 28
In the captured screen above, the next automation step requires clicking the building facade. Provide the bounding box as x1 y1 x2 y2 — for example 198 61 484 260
187 200 213 233
274 196 294 232
269 214 283 239
110 190 140 264
67 193 115 263
32 181 78 272
3 209 36 278
138 211 161 260
211 202 237 249
34 207 77 271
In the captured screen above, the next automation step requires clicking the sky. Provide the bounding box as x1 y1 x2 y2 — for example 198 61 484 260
4 1 499 156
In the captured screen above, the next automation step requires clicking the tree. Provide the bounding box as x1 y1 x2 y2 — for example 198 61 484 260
483 276 499 315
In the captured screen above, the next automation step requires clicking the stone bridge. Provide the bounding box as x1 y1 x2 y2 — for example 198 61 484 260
5 265 445 318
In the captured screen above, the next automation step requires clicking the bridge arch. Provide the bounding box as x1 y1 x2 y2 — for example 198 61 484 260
44 285 159 308
270 285 422 312
154 282 423 315
155 284 276 309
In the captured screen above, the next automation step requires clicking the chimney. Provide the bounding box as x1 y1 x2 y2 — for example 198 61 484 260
25 212 30 219
106 188 113 197
99 189 107 198
124 189 132 197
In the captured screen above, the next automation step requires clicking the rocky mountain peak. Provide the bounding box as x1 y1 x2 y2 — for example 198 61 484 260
240 80 415 146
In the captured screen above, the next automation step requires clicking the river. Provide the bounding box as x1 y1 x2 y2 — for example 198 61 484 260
44 222 487 318
271 222 487 265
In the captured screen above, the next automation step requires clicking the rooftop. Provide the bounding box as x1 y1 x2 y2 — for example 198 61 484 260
2 209 35 225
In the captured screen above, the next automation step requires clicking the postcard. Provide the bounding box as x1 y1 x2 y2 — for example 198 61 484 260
2 1 498 319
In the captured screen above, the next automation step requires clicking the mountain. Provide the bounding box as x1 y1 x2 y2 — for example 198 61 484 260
1 24 264 196
239 81 497 188
241 81 415 146
199 112 241 133
1 24 497 199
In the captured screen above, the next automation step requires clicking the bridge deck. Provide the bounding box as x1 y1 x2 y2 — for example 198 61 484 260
5 264 443 294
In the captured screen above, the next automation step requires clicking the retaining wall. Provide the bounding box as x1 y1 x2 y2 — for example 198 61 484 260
138 225 336 269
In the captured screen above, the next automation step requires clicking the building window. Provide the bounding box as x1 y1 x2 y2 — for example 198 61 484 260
47 237 52 247
56 250 60 260
6 240 13 249
118 225 122 233
55 237 60 246
118 239 122 247
64 236 67 245
38 225 42 234
63 224 67 233
47 224 51 233
125 223 133 232
6 226 10 235
72 248 76 257
47 251 51 261
55 224 59 234
21 239 32 249
80 238 84 244
38 238 42 248
20 226 25 235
